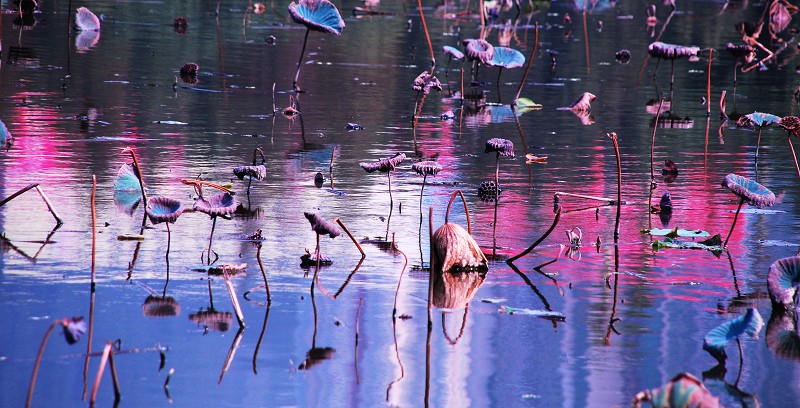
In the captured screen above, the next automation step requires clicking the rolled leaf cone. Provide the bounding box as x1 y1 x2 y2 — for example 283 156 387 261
464 39 494 64
145 196 184 224
288 0 345 35
359 152 406 173
142 296 181 317
443 45 464 61
412 160 442 176
412 71 442 95
193 192 237 217
779 115 800 136
233 164 267 181
432 223 488 272
485 138 515 157
766 309 800 361
189 309 233 332
647 41 700 60
721 173 777 208
433 270 486 309
633 373 720 408
62 317 87 345
304 212 341 238
767 256 800 310
75 7 100 31
567 92 596 112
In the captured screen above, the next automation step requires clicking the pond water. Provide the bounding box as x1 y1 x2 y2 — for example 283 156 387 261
2 0 800 406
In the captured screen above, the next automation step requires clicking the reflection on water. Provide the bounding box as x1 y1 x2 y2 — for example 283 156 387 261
2 0 800 406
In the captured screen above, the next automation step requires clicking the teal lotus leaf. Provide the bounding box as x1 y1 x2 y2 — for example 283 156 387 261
721 173 776 208
488 46 525 69
288 0 345 35
113 163 143 216
443 45 464 61
0 119 12 148
741 111 781 127
145 196 184 224
703 308 764 363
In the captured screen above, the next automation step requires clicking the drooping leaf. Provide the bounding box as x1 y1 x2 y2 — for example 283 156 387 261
113 163 143 216
703 308 764 363
0 119 13 149
647 41 700 60
442 45 464 61
767 256 800 310
62 317 87 344
642 228 710 238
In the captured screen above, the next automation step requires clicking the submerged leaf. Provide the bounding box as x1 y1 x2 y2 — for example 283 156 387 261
498 306 565 320
651 234 723 253
633 372 720 408
703 308 764 364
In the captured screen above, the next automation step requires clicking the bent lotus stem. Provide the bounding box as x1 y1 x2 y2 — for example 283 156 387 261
417 0 435 70
723 197 745 248
514 22 538 102
293 29 311 90
507 206 562 263
1 183 64 228
787 136 800 179
206 216 218 265
391 233 409 318
180 179 233 199
252 147 266 165
335 218 365 258
650 99 665 188
444 189 472 234
608 132 622 240
90 342 121 405
26 320 64 408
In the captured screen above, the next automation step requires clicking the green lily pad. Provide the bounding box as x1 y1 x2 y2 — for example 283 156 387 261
652 234 723 253
642 227 710 238
515 97 543 112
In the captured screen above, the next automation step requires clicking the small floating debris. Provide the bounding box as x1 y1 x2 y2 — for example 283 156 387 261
481 298 507 304
193 263 247 276
652 234 723 253
524 153 547 164
117 234 145 241
498 305 565 320
152 120 188 125
346 122 363 131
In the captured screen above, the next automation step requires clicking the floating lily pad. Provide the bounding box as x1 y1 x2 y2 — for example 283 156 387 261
515 98 543 111
652 234 723 253
642 227 710 238
703 308 764 363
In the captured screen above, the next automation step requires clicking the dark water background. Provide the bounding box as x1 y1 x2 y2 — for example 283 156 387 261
2 0 800 406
